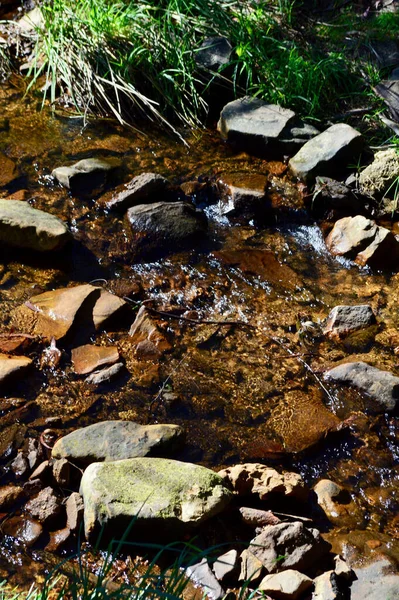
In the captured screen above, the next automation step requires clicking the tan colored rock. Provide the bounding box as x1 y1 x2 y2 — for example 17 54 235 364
0 484 25 509
0 353 32 385
359 148 399 197
66 492 84 532
45 527 72 553
258 569 313 599
129 305 171 354
313 479 364 528
218 463 308 501
2 516 42 547
72 344 120 375
239 549 264 583
92 289 127 329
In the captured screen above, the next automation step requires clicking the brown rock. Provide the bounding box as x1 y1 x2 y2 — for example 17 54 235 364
106 173 170 211
218 463 308 501
129 306 171 353
135 339 162 360
2 515 42 547
0 485 25 509
0 424 26 460
25 486 63 525
239 506 281 528
52 458 71 487
0 154 17 187
258 569 313 599
11 452 29 478
72 344 120 375
23 479 44 496
313 479 364 529
45 527 71 553
29 460 52 482
0 333 37 354
239 549 264 583
0 353 32 385
92 289 127 330
66 492 84 531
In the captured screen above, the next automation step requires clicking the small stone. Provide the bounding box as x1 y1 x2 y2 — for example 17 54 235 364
313 479 363 529
218 173 270 222
312 571 342 600
11 452 29 478
0 485 25 509
238 549 264 583
23 479 44 496
52 157 121 197
25 486 63 526
129 306 171 353
0 353 32 386
52 458 70 487
186 558 225 600
195 36 232 71
259 569 313 600
66 492 84 532
45 527 72 553
213 549 238 582
106 173 170 211
29 460 51 482
92 289 127 330
85 362 124 385
323 305 376 338
334 555 354 581
239 506 281 528
2 516 43 547
72 345 120 375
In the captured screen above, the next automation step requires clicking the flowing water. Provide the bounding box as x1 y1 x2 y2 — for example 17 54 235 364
0 80 398 581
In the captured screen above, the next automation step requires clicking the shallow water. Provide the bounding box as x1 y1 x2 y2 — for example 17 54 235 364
0 82 398 579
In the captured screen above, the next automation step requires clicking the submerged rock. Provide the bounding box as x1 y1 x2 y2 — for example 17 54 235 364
129 305 171 355
325 215 399 268
127 201 207 257
52 157 121 197
217 97 295 156
0 353 32 385
52 420 185 466
106 173 171 211
71 344 120 375
2 515 42 547
0 484 25 509
0 199 71 251
359 148 399 198
258 569 313 600
324 361 399 412
218 172 270 222
84 362 124 385
323 305 376 338
289 124 364 180
80 457 232 540
313 479 364 529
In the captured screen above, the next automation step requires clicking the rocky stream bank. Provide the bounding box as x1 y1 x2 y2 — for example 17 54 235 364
0 79 399 599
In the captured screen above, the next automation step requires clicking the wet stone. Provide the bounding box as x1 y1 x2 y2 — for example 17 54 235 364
52 420 185 466
11 452 29 478
186 558 225 600
106 172 171 211
313 479 364 529
2 515 43 547
129 305 171 354
72 344 120 375
85 361 124 385
258 569 313 600
52 157 121 197
66 492 84 532
218 172 269 222
0 353 32 385
0 484 25 509
323 305 376 338
45 527 72 553
25 486 63 526
0 424 27 460
0 200 71 251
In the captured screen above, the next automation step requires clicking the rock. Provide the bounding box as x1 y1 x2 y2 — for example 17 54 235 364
92 289 127 329
52 157 121 197
312 571 343 600
66 492 84 532
239 507 281 528
217 463 308 501
0 485 25 509
80 457 232 540
325 215 399 268
195 36 232 71
129 305 171 354
11 452 29 478
238 549 264 583
374 80 399 122
84 362 124 385
218 173 270 222
278 120 321 154
247 522 331 574
52 421 185 466
29 460 52 482
0 353 32 385
334 555 354 581
217 97 295 156
0 424 27 459
23 479 44 496
0 200 71 251
106 173 170 211
0 154 18 187
313 479 363 529
351 558 399 600
71 345 120 375
323 305 376 338
358 149 399 198
24 284 100 341
45 527 72 553
127 201 207 257
289 124 364 181
25 486 63 526
258 570 313 600
52 458 70 487
213 549 238 582
186 558 225 600
2 516 43 547
312 176 363 216
324 361 399 412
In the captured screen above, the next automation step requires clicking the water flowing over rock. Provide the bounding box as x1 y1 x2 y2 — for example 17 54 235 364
359 148 399 198
324 361 399 412
325 215 399 268
289 124 364 180
218 172 270 222
127 201 208 257
0 353 32 385
217 97 296 155
313 479 364 529
106 173 171 211
85 362 124 385
71 345 120 375
258 570 313 599
0 199 71 251
52 157 121 197
1 515 42 547
52 420 185 466
80 457 232 540
323 305 376 338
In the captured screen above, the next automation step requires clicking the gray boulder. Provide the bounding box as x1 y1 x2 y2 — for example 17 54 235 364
195 36 232 71
217 97 296 155
106 173 171 211
325 215 399 268
351 559 399 600
127 201 207 257
323 305 376 338
312 176 363 217
52 157 121 197
0 200 71 251
324 361 399 412
213 549 238 582
246 522 331 574
80 457 232 540
52 421 184 466
289 124 364 180
359 149 399 198
259 570 313 600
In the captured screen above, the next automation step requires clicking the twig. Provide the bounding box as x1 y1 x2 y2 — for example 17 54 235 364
149 355 188 414
145 306 254 328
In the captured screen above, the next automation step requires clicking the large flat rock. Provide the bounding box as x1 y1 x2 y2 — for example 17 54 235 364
0 200 71 251
52 421 185 466
80 457 232 540
0 353 32 385
289 123 363 180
